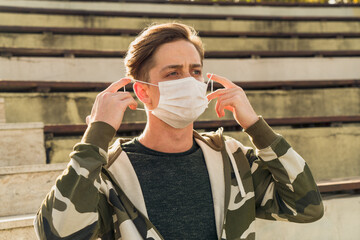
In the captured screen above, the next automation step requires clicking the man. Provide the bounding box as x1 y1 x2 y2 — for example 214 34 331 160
34 23 323 240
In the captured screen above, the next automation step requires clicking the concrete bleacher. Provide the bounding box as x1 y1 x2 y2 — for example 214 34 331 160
0 1 359 239
0 122 46 167
1 1 360 57
1 57 360 82
0 88 358 124
0 98 5 123
0 214 37 240
0 28 359 57
0 163 67 217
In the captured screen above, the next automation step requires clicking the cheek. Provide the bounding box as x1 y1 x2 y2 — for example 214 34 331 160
148 87 160 109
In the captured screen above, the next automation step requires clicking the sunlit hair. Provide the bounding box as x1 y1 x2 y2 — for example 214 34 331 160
124 22 204 82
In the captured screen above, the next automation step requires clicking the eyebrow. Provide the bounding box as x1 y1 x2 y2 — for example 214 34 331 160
160 63 202 73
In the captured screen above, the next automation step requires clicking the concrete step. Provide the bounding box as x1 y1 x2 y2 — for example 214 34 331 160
0 1 359 19
1 33 359 55
257 194 360 240
47 124 360 182
0 88 358 125
1 12 360 34
1 57 360 82
0 98 4 123
0 122 46 167
0 214 36 240
227 124 360 182
0 195 358 240
0 163 67 217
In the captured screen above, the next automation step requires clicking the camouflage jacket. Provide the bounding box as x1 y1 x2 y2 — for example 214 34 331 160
34 117 324 240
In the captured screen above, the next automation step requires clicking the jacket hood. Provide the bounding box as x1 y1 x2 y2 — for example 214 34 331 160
193 127 225 152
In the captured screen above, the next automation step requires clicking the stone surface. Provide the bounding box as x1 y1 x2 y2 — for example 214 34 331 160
0 1 359 18
0 214 34 231
0 163 67 217
246 88 360 119
0 98 5 123
226 125 360 181
256 194 360 240
49 136 120 164
0 123 46 167
1 12 360 34
1 88 358 124
48 137 82 164
1 33 359 53
0 226 37 240
0 214 38 240
2 57 360 82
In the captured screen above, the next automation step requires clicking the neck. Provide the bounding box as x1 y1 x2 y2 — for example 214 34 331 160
138 113 194 153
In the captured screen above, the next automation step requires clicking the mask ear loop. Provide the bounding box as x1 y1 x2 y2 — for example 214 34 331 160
207 73 214 93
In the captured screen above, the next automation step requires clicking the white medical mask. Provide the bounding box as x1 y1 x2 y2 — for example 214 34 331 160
132 76 213 128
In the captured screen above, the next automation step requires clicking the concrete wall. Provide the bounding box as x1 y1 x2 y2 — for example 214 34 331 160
0 163 67 216
1 57 360 82
1 33 359 52
48 137 83 164
256 194 360 240
1 1 359 18
0 98 5 123
0 92 98 124
0 123 46 167
1 88 358 124
2 12 360 34
227 125 360 181
0 215 37 240
0 226 37 240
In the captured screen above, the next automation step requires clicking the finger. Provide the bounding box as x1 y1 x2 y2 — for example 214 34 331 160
121 97 138 110
207 88 239 101
207 89 224 101
207 73 237 89
86 115 90 125
216 98 226 118
104 78 132 93
217 98 236 117
215 99 221 118
217 91 242 108
224 106 234 112
112 92 137 109
112 91 133 101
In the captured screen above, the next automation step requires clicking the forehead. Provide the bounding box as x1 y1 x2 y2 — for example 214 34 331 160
152 40 202 68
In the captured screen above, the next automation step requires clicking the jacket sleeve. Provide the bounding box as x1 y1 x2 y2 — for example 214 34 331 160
34 122 116 239
244 117 324 223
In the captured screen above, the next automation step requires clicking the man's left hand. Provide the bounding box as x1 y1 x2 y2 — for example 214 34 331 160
206 73 259 130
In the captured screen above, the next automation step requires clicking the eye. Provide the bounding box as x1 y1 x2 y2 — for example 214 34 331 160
166 71 178 77
193 69 202 75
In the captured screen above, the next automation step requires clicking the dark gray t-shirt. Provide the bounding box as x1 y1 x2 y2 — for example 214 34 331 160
121 138 218 240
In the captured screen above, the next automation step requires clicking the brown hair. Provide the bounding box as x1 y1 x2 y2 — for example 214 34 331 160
124 22 204 82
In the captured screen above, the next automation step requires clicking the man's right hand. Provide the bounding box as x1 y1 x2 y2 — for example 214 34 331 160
86 78 137 130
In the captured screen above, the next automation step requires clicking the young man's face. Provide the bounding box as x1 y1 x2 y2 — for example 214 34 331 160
146 39 204 109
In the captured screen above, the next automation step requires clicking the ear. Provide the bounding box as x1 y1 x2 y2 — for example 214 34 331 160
133 82 152 104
